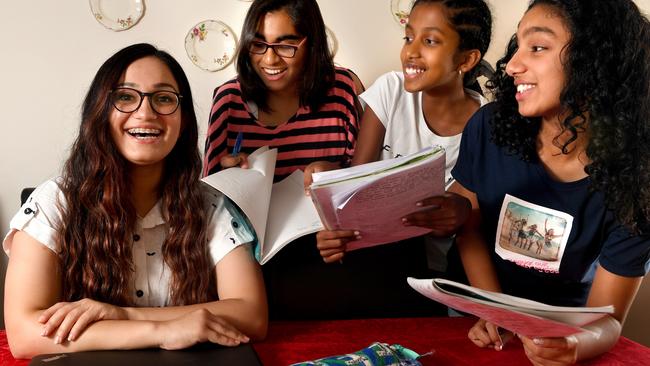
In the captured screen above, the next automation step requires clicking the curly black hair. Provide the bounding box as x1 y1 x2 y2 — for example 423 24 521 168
486 0 650 234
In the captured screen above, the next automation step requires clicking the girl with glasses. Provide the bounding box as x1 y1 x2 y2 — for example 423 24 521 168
203 0 363 182
3 43 267 358
451 0 650 363
202 0 369 321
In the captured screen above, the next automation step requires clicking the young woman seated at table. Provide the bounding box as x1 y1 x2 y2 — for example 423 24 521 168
449 0 650 364
3 43 267 359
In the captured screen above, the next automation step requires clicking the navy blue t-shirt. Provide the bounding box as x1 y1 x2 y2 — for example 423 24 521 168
451 104 650 306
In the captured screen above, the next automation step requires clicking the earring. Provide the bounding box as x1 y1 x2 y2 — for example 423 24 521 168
458 70 463 76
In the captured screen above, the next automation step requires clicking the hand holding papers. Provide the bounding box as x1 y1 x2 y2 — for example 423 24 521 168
309 146 446 251
407 277 614 338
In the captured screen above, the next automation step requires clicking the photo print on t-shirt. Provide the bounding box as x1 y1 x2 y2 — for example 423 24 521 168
494 194 573 273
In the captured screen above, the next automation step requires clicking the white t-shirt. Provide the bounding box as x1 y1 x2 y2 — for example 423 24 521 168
360 71 488 187
3 179 254 307
360 71 488 272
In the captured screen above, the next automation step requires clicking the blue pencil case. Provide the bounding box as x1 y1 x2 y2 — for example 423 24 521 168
290 342 430 366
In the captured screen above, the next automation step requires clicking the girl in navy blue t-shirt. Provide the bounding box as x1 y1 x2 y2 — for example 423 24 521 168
449 0 650 364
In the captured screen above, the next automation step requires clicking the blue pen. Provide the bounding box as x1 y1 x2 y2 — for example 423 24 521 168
232 131 243 156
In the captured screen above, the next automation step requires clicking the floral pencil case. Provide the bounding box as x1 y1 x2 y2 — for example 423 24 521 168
290 342 431 366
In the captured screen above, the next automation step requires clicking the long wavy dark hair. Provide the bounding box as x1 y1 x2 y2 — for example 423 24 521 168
235 0 335 112
411 0 493 90
487 0 650 233
58 43 216 306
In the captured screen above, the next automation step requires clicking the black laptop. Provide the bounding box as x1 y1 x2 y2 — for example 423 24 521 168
28 343 263 366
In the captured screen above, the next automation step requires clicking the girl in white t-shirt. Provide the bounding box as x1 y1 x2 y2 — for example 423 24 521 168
312 0 493 263
3 44 267 358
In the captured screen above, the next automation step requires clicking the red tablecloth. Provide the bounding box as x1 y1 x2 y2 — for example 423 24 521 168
3 317 649 365
253 317 650 365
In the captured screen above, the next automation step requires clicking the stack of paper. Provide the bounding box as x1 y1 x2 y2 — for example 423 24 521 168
309 146 446 251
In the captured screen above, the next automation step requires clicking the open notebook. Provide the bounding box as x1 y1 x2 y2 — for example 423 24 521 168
202 146 323 265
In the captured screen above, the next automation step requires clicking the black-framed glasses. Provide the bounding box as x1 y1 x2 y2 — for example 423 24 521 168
249 38 306 58
110 87 182 115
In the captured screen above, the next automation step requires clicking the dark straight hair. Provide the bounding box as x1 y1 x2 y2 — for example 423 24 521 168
236 0 335 113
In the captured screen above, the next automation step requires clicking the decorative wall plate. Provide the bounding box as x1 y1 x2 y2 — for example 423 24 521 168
390 0 413 26
326 26 338 57
185 20 237 72
89 0 144 31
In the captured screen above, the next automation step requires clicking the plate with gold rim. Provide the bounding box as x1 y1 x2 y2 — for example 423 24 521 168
390 0 413 27
89 0 144 31
185 20 238 72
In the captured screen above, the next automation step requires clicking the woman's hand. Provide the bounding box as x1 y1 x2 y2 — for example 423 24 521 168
303 161 341 195
401 192 471 236
468 319 513 351
39 298 128 343
519 335 578 366
220 153 249 169
157 309 249 350
315 229 359 263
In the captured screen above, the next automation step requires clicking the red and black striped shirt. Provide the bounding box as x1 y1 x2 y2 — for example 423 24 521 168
203 68 360 181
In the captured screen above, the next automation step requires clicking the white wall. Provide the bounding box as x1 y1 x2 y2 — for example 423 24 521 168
1 0 649 345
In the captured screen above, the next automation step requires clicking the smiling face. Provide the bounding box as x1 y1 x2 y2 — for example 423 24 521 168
400 2 463 94
109 56 182 170
250 9 306 94
506 4 570 121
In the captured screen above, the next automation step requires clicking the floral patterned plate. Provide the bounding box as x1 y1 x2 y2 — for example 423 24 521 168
185 20 237 72
89 0 144 31
390 0 413 26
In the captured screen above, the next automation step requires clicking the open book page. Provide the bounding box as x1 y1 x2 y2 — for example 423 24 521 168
407 278 613 338
309 146 445 250
201 147 276 246
431 278 613 314
261 170 324 264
